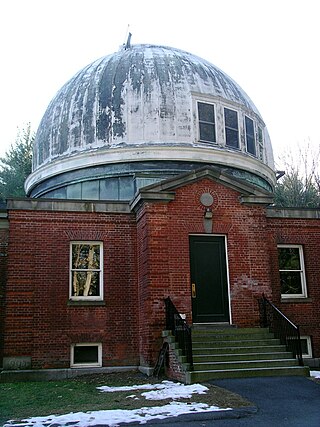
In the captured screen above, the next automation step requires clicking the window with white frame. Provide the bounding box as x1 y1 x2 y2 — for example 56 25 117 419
198 102 216 143
245 116 256 155
224 107 239 149
70 242 103 300
300 336 312 358
278 245 307 298
71 343 102 367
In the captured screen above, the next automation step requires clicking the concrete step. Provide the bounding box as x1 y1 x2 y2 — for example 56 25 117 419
193 351 293 363
192 325 270 335
192 338 281 348
192 337 280 347
192 328 271 339
192 333 272 342
192 344 287 355
193 358 299 371
186 366 310 383
164 325 310 383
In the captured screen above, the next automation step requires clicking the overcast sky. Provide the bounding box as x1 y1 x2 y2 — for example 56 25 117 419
1 0 319 169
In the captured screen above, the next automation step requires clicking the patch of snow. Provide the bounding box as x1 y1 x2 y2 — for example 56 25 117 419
142 382 208 400
310 370 320 379
4 381 230 427
97 380 208 400
4 402 231 427
97 383 162 393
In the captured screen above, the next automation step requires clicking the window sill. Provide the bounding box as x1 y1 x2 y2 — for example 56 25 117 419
71 364 102 368
68 300 106 307
281 297 312 303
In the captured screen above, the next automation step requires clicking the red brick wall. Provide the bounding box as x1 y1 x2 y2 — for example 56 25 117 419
165 178 273 327
3 181 320 371
267 216 320 358
3 209 139 369
136 178 275 367
0 227 8 365
135 202 171 368
136 179 320 367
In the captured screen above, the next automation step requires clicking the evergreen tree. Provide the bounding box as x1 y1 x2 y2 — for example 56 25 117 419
0 124 34 201
274 142 320 208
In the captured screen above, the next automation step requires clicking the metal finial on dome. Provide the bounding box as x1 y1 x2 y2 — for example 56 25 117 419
125 32 132 50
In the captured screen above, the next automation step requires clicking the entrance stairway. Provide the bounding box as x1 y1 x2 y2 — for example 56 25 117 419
185 325 309 383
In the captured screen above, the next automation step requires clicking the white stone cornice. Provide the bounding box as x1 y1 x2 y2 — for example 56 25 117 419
25 144 276 194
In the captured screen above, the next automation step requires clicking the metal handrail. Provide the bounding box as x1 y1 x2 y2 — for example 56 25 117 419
164 297 193 370
259 294 304 366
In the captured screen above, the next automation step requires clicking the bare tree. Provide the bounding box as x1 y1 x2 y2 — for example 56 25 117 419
274 141 320 208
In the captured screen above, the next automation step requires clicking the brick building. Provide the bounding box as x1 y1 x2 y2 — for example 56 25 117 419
0 43 319 381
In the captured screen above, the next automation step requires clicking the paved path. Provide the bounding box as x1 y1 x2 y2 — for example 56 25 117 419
140 376 320 427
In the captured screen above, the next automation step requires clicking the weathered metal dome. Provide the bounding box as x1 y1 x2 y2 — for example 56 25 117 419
26 44 275 199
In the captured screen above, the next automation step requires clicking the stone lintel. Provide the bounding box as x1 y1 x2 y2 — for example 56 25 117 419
266 208 320 219
6 198 131 214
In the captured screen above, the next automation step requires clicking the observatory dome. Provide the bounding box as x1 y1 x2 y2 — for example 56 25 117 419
26 44 275 199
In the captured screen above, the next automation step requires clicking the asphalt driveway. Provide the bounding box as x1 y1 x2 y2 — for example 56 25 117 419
141 376 320 427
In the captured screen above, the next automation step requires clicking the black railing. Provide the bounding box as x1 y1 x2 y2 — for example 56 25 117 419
259 294 304 366
164 297 193 370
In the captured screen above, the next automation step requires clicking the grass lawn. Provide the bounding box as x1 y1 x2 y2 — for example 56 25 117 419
0 371 252 424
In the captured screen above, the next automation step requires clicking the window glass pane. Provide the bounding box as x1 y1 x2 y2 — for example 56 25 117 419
245 116 256 155
278 245 306 297
246 136 255 155
225 108 239 148
225 128 239 148
278 248 301 270
72 244 100 270
71 244 101 297
67 183 81 199
198 102 214 122
200 123 216 142
300 339 308 355
225 108 238 129
74 346 98 364
119 177 134 200
82 180 99 200
198 102 216 143
71 271 100 296
258 127 264 160
70 243 102 300
135 177 161 191
100 178 119 200
245 116 254 135
280 271 302 295
45 188 67 198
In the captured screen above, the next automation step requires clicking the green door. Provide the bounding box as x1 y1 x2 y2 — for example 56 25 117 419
190 235 230 323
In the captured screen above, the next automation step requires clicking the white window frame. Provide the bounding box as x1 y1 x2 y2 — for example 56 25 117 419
197 101 217 143
300 336 312 358
278 244 307 299
70 241 103 301
71 343 102 368
257 126 264 161
224 107 239 149
244 115 256 156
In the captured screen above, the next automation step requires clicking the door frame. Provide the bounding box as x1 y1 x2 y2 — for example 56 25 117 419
189 234 232 325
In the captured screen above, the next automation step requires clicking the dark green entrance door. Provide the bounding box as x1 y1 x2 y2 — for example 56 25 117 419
190 235 230 323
